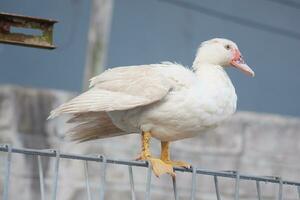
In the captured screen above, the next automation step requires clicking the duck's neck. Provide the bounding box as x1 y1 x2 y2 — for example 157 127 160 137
193 62 225 76
192 50 227 73
193 62 233 88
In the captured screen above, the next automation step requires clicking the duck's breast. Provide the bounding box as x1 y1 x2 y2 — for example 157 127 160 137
137 80 236 141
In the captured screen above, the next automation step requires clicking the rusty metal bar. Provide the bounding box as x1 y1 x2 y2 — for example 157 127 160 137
0 12 57 49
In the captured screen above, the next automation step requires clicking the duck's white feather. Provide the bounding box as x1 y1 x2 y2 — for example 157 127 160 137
49 65 172 118
65 112 125 142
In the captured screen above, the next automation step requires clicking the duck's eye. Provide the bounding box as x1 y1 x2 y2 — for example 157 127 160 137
225 45 231 50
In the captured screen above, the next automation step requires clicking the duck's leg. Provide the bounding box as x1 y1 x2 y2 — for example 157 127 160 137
161 141 191 168
136 132 175 177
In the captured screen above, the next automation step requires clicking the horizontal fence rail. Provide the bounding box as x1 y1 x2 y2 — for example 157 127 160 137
1 144 300 200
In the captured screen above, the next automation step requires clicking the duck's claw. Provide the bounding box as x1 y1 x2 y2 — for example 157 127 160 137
163 160 191 169
149 158 175 177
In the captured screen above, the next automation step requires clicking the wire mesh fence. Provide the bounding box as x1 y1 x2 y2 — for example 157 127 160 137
1 144 300 200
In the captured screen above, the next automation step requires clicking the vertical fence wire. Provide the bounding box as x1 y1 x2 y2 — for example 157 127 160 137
256 181 262 200
99 155 107 200
214 175 221 200
172 176 178 200
51 150 60 200
234 171 240 200
128 166 136 200
190 167 197 200
37 155 45 200
2 144 12 200
278 177 283 200
84 161 92 200
145 162 152 200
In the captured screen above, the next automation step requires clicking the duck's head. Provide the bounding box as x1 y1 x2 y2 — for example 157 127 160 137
193 38 255 77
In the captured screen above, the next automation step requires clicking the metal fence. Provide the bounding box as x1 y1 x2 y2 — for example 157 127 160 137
1 144 300 200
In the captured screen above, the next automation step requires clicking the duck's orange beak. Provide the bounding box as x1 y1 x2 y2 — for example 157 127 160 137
230 49 255 77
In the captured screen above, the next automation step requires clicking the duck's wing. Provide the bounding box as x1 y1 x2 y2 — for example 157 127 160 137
49 65 172 118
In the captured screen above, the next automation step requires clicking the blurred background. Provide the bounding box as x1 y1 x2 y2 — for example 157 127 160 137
1 0 300 116
0 0 300 200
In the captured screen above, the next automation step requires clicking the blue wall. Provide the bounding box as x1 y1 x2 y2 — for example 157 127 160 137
0 0 91 91
107 0 300 117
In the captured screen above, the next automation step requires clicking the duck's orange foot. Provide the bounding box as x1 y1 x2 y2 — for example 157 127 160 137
135 132 176 177
136 156 175 177
149 158 175 177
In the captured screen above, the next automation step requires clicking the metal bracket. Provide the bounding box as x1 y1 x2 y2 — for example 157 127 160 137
0 12 57 49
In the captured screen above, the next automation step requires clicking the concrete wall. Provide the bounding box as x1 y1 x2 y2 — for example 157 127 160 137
0 85 300 200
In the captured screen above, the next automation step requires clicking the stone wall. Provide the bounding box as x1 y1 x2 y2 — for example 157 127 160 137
0 85 300 200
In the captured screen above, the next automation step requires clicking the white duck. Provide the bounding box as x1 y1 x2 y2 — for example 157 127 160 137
49 38 254 177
